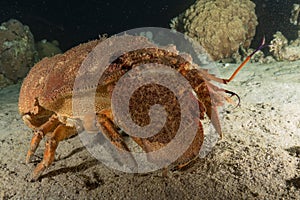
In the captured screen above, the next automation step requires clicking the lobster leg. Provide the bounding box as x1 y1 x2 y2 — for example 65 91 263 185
31 124 77 181
195 38 267 137
175 120 204 169
26 114 60 164
94 109 138 171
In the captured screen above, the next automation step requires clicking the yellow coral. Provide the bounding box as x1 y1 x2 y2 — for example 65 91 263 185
170 0 258 60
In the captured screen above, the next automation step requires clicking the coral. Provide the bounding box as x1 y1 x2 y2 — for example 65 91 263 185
270 31 300 61
0 19 37 83
269 32 288 61
35 39 62 59
170 0 258 60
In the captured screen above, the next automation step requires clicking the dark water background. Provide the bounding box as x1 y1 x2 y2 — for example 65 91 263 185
0 0 298 50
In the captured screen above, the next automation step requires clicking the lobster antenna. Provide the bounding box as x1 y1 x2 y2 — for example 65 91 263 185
224 37 266 84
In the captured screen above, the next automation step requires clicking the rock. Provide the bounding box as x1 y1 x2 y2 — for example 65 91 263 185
0 74 13 89
0 19 37 83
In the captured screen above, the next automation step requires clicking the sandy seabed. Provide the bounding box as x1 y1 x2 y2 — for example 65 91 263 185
0 60 299 199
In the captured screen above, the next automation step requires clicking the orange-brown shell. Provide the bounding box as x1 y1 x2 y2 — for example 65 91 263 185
18 40 101 116
19 35 225 137
18 35 156 117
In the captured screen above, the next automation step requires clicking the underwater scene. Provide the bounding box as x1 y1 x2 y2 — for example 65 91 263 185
0 0 300 199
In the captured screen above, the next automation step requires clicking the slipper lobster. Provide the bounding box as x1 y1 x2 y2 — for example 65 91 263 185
18 35 265 181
